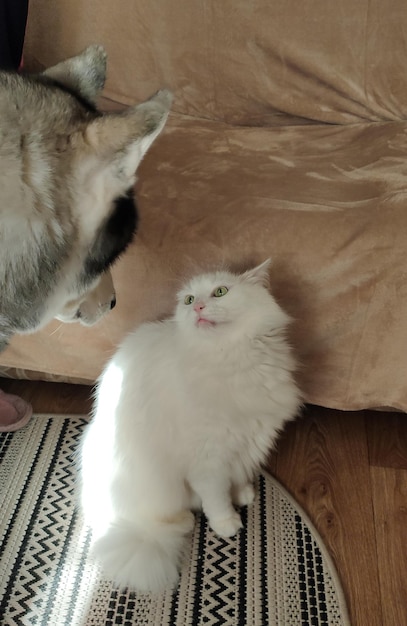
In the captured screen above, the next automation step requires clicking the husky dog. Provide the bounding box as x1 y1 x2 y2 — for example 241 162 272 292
0 45 172 352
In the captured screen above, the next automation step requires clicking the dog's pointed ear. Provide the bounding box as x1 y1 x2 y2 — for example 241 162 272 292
43 45 107 103
85 90 172 177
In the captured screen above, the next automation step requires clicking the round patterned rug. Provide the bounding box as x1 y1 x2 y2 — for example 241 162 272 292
0 415 350 626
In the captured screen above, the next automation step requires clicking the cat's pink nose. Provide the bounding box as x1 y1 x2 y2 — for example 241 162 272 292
193 301 205 313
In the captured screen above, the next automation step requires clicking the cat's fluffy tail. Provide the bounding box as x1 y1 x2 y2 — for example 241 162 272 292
91 512 194 592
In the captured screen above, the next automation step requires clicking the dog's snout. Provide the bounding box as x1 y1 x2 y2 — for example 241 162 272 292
110 296 117 310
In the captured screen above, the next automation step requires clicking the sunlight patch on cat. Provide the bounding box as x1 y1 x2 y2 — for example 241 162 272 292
81 361 123 540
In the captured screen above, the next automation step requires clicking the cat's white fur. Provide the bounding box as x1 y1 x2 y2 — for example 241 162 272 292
78 260 302 592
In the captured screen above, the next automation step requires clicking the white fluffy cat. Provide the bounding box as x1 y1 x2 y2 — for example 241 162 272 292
78 260 302 592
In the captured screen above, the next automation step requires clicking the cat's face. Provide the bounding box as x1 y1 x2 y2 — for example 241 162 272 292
175 260 272 333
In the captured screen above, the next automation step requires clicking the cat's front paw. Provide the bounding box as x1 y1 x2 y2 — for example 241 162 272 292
210 511 243 538
233 483 255 507
181 510 196 533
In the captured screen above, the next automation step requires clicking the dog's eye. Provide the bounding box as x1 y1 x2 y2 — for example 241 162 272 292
184 295 194 305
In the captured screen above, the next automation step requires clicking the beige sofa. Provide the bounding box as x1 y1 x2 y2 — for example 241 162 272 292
2 0 407 413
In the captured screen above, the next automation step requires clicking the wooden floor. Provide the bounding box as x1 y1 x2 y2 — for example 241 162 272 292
1 377 407 626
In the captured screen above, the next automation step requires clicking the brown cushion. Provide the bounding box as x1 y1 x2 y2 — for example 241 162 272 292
4 115 407 411
24 0 407 125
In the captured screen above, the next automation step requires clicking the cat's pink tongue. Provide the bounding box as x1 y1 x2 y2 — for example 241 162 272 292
197 317 215 327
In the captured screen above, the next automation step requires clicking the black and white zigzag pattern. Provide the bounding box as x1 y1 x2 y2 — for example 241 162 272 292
0 416 350 626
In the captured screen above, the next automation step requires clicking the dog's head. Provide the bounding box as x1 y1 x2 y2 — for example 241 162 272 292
2 46 171 331
56 269 116 326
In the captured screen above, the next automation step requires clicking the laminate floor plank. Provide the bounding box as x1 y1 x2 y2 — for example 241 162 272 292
367 411 407 469
370 465 407 626
0 376 93 414
268 406 382 626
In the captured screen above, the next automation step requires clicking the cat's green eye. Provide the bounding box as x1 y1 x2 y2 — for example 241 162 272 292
213 286 229 298
184 295 195 305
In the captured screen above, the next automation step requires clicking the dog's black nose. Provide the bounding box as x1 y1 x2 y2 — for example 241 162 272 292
110 297 117 310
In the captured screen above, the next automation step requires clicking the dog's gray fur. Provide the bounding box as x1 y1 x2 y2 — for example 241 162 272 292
0 45 172 351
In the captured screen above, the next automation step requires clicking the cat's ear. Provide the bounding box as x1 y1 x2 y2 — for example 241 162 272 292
241 259 272 286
